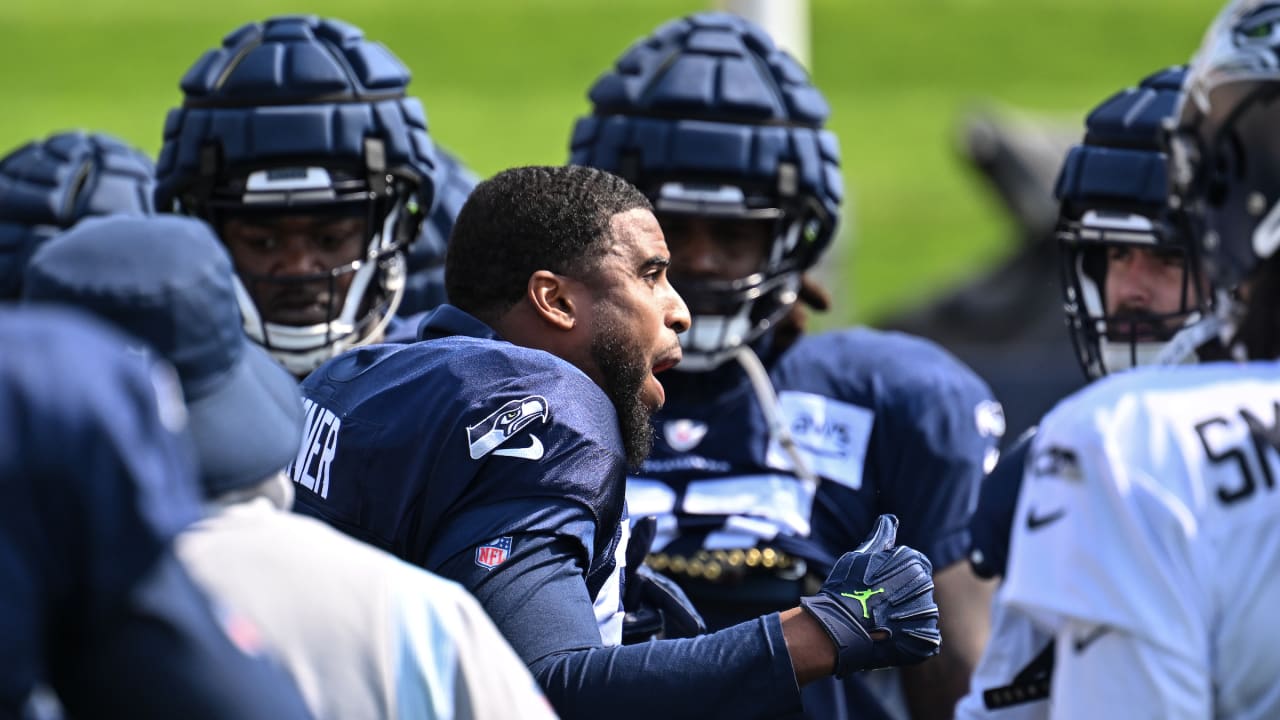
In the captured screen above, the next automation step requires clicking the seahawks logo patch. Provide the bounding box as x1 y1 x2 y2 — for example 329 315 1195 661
466 396 549 461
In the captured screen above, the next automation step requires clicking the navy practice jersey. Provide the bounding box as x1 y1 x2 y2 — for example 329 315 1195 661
294 305 806 719
380 310 426 345
629 328 1002 717
0 307 311 720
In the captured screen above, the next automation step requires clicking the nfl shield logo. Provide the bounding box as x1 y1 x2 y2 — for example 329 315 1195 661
664 419 709 452
475 536 512 569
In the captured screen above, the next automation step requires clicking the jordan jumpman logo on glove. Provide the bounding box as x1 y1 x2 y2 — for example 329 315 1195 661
799 514 941 677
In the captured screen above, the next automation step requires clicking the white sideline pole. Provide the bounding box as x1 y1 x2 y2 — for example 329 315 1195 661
718 0 812 70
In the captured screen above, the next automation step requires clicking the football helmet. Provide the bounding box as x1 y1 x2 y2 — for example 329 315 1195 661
0 131 154 298
570 12 841 370
1171 1 1280 296
1056 66 1216 378
155 15 438 375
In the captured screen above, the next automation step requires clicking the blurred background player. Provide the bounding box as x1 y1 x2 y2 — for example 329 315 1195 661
570 13 1000 719
0 306 311 720
397 147 478 316
997 2 1280 715
0 130 154 299
958 64 1224 719
21 213 556 720
154 15 441 377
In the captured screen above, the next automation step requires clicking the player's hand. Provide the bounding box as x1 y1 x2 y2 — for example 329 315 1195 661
622 516 706 644
798 514 941 676
622 564 707 643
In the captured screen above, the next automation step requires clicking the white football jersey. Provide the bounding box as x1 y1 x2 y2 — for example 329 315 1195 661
1002 361 1280 719
954 599 1051 720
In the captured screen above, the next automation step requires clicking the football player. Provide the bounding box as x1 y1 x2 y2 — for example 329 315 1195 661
155 16 442 377
569 13 1000 719
998 1 1280 715
958 65 1223 719
22 214 558 720
0 130 154 299
293 164 943 719
0 307 311 719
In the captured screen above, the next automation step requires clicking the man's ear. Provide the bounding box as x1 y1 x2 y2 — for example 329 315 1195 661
527 269 579 331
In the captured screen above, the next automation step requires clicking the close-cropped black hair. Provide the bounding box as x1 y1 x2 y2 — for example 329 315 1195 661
445 165 652 323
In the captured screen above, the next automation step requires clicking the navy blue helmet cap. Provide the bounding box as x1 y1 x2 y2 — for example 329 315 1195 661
0 131 154 299
154 15 442 375
1054 66 1186 220
154 15 438 217
570 11 842 271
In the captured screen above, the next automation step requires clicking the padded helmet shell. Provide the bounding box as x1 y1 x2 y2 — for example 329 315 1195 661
0 131 154 298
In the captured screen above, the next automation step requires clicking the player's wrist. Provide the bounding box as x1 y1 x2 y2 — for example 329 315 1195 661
779 606 837 685
798 594 875 677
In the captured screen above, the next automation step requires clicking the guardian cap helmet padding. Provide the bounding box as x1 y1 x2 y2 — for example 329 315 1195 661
0 131 154 298
156 15 439 375
571 12 841 370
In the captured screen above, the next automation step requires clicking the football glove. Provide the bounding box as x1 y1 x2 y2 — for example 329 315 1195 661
799 514 941 677
622 516 706 643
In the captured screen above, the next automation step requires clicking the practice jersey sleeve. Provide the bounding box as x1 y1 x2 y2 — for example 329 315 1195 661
390 567 557 720
1000 374 1207 670
968 428 1036 579
436 531 802 720
860 333 1002 569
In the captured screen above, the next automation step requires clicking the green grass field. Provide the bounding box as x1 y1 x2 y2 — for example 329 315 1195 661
0 0 1218 325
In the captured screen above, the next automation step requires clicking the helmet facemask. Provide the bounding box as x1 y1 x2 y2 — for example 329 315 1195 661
1060 209 1214 378
654 180 821 371
188 164 419 376
154 16 441 377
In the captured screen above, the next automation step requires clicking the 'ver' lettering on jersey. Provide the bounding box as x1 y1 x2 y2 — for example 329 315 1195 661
288 397 342 499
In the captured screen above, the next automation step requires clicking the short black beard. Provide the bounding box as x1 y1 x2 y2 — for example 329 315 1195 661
589 314 655 470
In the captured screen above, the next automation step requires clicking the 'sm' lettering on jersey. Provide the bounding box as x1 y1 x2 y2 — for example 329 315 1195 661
1002 361 1280 718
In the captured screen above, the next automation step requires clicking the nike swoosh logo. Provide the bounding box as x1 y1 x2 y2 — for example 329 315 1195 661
1073 626 1110 653
493 435 544 461
1025 507 1066 530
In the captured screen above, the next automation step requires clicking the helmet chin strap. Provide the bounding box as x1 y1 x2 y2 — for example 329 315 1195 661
1152 312 1226 366
730 344 820 496
1097 313 1223 375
